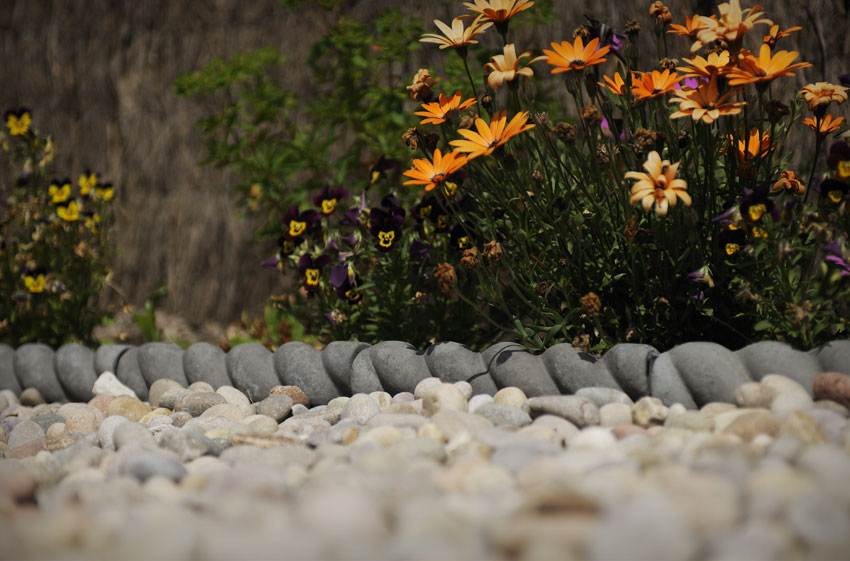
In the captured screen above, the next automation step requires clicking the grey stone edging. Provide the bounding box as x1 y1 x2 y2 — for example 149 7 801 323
0 339 848 408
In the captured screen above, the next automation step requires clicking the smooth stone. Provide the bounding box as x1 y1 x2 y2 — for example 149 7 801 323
93 344 132 375
453 381 473 400
149 379 185 409
158 388 189 411
430 409 492 440
493 387 527 408
350 349 383 394
366 413 428 430
183 342 230 388
541 343 619 393
341 394 381 424
19 387 45 406
240 414 279 435
468 394 494 413
797 444 850 502
475 402 532 427
98 415 131 449
8 419 45 449
524 395 600 427
170 410 193 427
269 385 310 408
576 386 635 407
115 347 148 401
383 401 421 415
813 372 850 409
255 394 293 422
664 410 714 432
356 424 405 447
483 342 559 397
788 490 850 550
600 403 633 427
422 383 468 416
423 341 497 395
770 391 813 419
226 343 278 402
490 437 562 472
158 428 213 461
14 343 66 403
174 392 227 417
413 378 442 400
570 426 617 450
589 492 697 561
140 408 171 424
369 391 392 410
601 343 658 399
122 449 186 482
106 396 151 422
54 344 97 401
113 421 157 450
652 343 751 408
806 407 849 444
0 343 22 394
735 382 775 408
216 385 255 414
392 391 414 403
632 396 669 427
811 340 850 374
92 371 138 399
137 342 187 386
188 381 214 393
778 410 829 445
321 341 370 395
721 410 779 441
200 403 248 423
327 396 350 410
57 403 99 433
274 341 340 405
737 341 822 390
369 341 431 396
32 412 66 433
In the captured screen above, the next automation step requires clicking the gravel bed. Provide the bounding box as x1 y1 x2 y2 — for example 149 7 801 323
1 371 849 560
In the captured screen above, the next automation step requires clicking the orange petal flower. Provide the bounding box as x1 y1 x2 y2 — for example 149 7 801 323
415 91 477 125
676 51 732 79
420 15 493 50
625 151 691 216
667 15 706 37
692 0 772 52
463 0 535 24
799 82 849 112
731 128 772 161
484 44 545 89
772 170 806 197
631 69 681 99
403 149 468 191
670 74 746 124
763 24 801 47
726 44 811 86
543 37 610 74
802 114 845 135
599 72 627 95
449 110 535 160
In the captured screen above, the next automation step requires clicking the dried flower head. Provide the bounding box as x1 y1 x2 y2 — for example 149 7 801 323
658 57 678 71
623 217 639 242
633 127 665 151
580 292 602 317
773 170 806 197
402 128 420 150
483 240 503 261
573 25 592 40
624 19 641 36
460 247 480 268
649 2 673 24
435 263 457 294
572 334 591 352
407 69 435 102
580 104 603 128
553 122 577 143
531 169 544 182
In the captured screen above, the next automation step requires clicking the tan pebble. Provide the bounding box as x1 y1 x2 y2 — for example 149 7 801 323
106 397 151 422
700 402 737 421
228 432 304 448
242 414 279 435
813 372 850 410
0 425 5 444
342 426 360 445
188 381 214 393
369 391 392 410
383 402 420 415
413 377 442 400
140 408 172 424
720 410 779 442
600 403 633 427
20 387 46 406
46 423 66 438
417 422 445 442
770 391 813 419
453 381 473 400
632 396 668 427
734 382 775 408
517 424 565 447
760 374 809 401
58 403 99 433
611 424 647 439
778 410 829 445
88 394 115 416
493 387 528 408
180 473 208 492
200 403 246 423
422 383 468 416
205 428 230 440
327 396 350 411
269 385 310 407
357 425 403 446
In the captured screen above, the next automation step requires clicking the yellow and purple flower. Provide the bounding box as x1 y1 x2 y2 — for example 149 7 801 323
23 266 46 293
4 107 32 136
313 185 349 216
297 254 331 293
49 178 72 204
369 195 406 252
282 205 320 241
330 263 362 302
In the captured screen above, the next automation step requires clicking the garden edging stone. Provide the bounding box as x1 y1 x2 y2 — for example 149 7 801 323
0 339 847 408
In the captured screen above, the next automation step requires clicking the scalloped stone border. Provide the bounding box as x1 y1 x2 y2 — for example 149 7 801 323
1 340 848 408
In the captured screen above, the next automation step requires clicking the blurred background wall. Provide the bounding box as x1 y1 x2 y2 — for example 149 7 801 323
1 0 846 333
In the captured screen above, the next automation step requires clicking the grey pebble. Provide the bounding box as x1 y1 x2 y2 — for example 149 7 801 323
226 343 278 402
158 428 213 461
183 342 230 389
474 402 532 427
341 394 381 424
174 392 226 417
0 343 22 395
524 395 600 427
14 343 66 403
115 347 149 401
255 394 293 422
575 386 635 407
8 419 46 449
137 342 187 386
148 379 184 409
32 412 66 433
55 344 97 402
97 415 132 450
274 341 341 406
158 388 189 411
370 341 431 396
321 341 370 395
424 341 497 395
483 342 559 397
122 449 187 483
112 421 157 451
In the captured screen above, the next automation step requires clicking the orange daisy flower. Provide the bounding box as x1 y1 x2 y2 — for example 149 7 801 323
667 15 706 37
692 0 772 52
484 44 545 89
802 114 845 135
763 24 801 47
420 16 493 51
599 72 627 96
403 149 468 191
670 74 746 124
625 151 691 216
731 128 772 161
449 110 535 160
676 51 732 79
799 82 849 112
463 0 535 24
772 170 805 197
726 44 811 86
631 69 681 99
415 92 477 125
543 37 610 74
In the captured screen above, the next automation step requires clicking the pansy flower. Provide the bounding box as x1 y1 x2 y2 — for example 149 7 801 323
739 184 777 226
94 182 114 201
4 107 32 136
819 178 849 204
276 233 305 259
826 140 850 181
369 196 406 252
23 266 46 293
282 205 320 241
718 224 747 256
56 198 80 222
83 210 101 233
330 263 362 303
411 195 438 229
450 223 474 250
369 155 399 185
78 170 98 197
313 185 349 216
49 178 72 204
297 254 331 293
409 238 431 260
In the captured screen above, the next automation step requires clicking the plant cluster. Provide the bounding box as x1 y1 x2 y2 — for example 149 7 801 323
1 108 115 346
182 0 849 352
